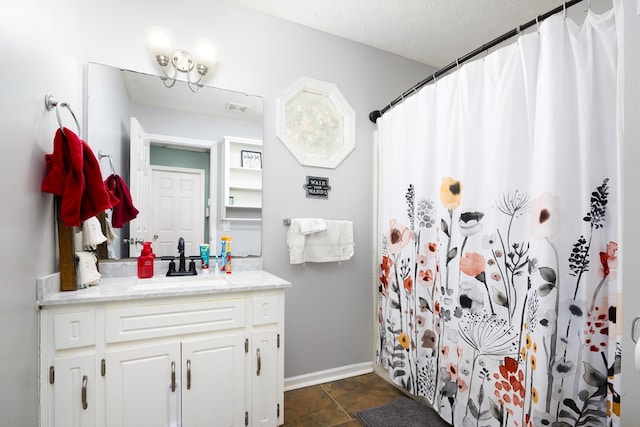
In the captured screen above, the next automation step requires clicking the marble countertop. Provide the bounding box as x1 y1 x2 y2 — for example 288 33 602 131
37 270 291 307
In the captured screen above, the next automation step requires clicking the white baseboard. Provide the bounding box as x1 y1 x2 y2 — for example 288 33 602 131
284 361 373 391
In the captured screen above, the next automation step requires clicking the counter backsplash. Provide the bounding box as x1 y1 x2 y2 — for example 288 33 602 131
99 256 263 278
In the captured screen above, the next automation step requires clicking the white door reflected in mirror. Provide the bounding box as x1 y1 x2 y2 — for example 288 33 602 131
129 117 151 257
151 166 205 257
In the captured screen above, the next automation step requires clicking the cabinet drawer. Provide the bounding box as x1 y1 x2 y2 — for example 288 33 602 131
105 299 245 343
53 311 96 350
252 295 279 326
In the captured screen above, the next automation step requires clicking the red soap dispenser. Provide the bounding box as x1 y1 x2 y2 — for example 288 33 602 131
137 242 155 279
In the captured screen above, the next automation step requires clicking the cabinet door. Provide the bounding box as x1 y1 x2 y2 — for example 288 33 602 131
250 329 280 427
53 354 95 427
105 342 180 427
181 333 246 427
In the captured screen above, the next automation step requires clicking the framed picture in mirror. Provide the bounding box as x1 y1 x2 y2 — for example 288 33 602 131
241 150 262 169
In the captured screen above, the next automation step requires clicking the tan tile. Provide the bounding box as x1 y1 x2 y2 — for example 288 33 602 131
322 373 406 417
284 385 351 426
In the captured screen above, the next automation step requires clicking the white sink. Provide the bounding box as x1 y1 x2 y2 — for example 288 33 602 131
135 273 227 287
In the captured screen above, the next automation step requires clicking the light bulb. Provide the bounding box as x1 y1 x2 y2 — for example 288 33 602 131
193 38 218 71
146 26 173 58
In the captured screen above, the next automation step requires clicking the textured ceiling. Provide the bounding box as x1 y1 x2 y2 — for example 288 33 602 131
224 0 592 67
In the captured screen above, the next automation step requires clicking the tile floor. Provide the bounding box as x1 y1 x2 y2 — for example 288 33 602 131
283 372 407 426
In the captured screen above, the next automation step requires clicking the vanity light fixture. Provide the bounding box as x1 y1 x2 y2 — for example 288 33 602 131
146 26 217 93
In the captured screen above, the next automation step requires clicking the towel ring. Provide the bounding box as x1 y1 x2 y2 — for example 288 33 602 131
45 94 82 138
98 150 116 175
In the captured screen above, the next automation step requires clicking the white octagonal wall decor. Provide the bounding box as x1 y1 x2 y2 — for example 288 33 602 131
276 77 356 169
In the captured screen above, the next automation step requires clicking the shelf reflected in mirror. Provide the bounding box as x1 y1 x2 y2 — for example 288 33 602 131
86 63 263 260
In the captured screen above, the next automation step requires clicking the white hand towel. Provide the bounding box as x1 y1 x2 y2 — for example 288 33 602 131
293 218 327 235
287 220 354 264
104 213 118 242
82 216 107 250
104 212 118 259
75 251 101 287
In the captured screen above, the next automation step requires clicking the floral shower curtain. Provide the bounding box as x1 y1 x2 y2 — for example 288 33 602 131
376 5 622 427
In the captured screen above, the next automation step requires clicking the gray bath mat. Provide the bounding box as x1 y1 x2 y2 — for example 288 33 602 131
355 397 451 427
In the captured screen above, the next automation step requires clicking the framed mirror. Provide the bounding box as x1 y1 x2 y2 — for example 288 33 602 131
86 63 263 259
276 77 355 169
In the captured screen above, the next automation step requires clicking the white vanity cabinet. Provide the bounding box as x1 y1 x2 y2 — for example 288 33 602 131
249 294 284 426
39 309 97 427
39 283 286 427
49 353 96 427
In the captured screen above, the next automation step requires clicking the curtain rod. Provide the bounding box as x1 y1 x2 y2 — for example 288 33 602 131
369 0 585 123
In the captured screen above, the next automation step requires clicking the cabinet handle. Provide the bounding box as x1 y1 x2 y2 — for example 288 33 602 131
186 359 191 390
81 375 88 410
170 361 176 392
256 348 261 376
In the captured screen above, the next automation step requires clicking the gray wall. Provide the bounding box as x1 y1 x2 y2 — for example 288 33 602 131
1 0 83 425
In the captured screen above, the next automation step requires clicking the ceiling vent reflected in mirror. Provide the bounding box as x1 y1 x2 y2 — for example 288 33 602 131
226 102 250 114
146 26 218 93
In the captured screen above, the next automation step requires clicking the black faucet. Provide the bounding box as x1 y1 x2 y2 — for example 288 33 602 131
164 237 197 277
177 237 186 272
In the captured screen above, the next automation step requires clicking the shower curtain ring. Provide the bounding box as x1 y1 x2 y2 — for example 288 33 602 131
563 2 567 19
432 72 437 84
536 16 540 33
456 59 460 70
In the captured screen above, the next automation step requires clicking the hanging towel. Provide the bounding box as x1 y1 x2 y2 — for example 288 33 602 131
82 216 107 250
104 174 139 228
41 128 119 226
104 212 118 259
286 219 354 264
294 218 327 235
104 212 118 242
75 251 101 287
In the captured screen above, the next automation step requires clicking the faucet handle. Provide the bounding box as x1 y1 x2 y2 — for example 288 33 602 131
123 238 144 246
166 260 176 275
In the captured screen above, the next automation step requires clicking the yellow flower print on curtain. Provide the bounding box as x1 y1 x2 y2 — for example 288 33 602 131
440 177 463 209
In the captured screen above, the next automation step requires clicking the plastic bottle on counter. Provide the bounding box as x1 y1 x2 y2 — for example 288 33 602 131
137 242 155 279
222 236 232 274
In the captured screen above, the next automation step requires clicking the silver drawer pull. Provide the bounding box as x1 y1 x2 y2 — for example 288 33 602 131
81 375 88 410
170 361 176 392
187 359 191 390
256 348 261 376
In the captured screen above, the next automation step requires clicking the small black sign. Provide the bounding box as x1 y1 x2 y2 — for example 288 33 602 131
303 176 331 199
